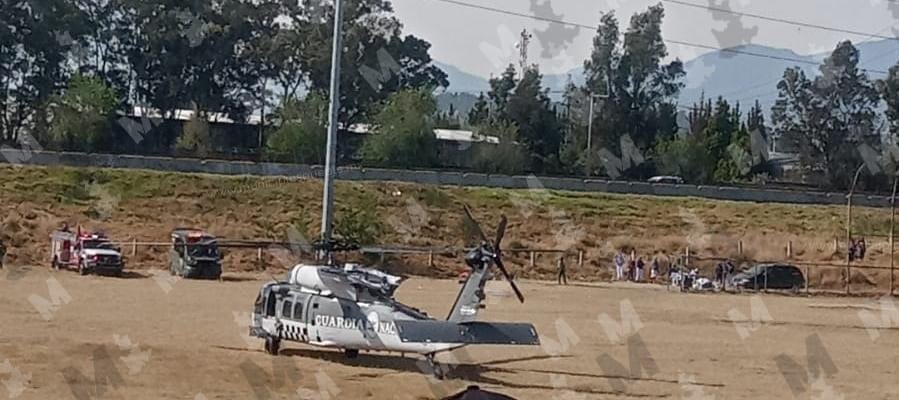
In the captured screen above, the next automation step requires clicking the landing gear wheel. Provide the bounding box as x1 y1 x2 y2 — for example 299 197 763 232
344 349 359 359
425 353 446 380
264 336 280 355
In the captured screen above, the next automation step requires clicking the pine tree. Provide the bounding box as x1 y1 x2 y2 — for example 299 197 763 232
582 5 684 178
468 93 490 126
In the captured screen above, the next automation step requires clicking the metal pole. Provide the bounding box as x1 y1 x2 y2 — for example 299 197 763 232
845 163 865 295
586 94 595 177
321 0 344 246
891 176 898 296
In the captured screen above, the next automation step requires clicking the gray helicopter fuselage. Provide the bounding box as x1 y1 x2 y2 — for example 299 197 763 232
251 279 461 354
250 257 539 358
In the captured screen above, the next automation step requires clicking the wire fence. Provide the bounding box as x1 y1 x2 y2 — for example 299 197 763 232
68 235 898 296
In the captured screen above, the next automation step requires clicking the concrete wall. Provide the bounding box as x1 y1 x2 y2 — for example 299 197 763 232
1 149 892 208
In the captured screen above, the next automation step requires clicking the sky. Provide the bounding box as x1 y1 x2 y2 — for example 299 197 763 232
391 0 899 78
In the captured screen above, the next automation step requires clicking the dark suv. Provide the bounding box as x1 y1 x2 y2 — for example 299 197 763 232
169 229 222 279
730 264 804 291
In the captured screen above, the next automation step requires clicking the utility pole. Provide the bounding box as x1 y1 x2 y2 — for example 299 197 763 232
585 74 610 177
845 163 866 295
586 94 595 176
321 0 344 250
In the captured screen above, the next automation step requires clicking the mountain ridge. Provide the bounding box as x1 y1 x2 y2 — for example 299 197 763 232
437 39 899 117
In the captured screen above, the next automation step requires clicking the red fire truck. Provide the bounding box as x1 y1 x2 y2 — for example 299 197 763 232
50 227 124 276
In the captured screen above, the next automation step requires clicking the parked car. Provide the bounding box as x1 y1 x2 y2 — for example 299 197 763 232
730 263 804 291
648 175 685 184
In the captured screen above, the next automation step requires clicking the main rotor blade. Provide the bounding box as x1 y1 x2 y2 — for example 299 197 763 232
494 258 524 303
494 215 507 249
462 204 488 244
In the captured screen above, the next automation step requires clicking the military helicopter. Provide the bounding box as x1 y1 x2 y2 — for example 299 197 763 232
248 206 539 378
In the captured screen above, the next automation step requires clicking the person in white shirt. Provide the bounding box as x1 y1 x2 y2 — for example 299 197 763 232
613 251 625 281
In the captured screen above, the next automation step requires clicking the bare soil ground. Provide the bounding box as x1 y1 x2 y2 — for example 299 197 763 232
2 267 898 400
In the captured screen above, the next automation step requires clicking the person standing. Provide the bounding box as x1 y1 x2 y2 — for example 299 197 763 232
715 262 724 287
613 251 625 281
650 257 659 282
635 257 645 282
0 238 6 270
557 256 568 285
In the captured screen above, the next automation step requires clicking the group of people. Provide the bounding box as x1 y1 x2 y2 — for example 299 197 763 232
613 250 661 283
714 260 736 286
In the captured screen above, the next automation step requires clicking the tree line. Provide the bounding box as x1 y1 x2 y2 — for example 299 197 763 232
1 0 445 154
5 1 899 191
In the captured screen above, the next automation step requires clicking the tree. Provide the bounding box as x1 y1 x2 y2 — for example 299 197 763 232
360 89 438 168
880 63 899 140
487 65 517 122
747 100 767 144
264 92 328 164
119 0 281 121
771 41 882 189
298 0 447 126
467 93 489 126
654 134 713 184
48 74 119 151
176 106 213 157
656 97 762 183
582 5 684 178
1 0 81 144
505 66 562 171
559 82 589 173
472 120 528 175
483 64 562 172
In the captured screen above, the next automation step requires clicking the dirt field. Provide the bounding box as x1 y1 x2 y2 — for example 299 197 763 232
2 266 898 400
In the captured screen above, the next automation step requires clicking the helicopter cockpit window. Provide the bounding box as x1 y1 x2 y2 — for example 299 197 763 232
293 302 303 320
254 292 263 314
265 292 276 317
282 300 293 319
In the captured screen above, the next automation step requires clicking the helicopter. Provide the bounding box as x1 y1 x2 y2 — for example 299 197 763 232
248 205 540 378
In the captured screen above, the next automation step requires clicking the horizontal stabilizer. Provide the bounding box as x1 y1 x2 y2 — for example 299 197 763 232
394 320 539 345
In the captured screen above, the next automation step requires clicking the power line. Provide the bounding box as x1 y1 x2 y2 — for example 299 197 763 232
662 0 899 42
424 0 888 75
684 22 899 107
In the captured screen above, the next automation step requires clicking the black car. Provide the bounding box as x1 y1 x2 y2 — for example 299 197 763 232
730 263 804 291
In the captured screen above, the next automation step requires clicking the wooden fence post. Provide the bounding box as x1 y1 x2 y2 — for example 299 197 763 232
805 265 809 295
578 250 584 269
257 247 262 261
738 240 743 256
530 251 536 268
833 238 838 253
131 238 136 257
787 241 793 259
428 250 434 268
